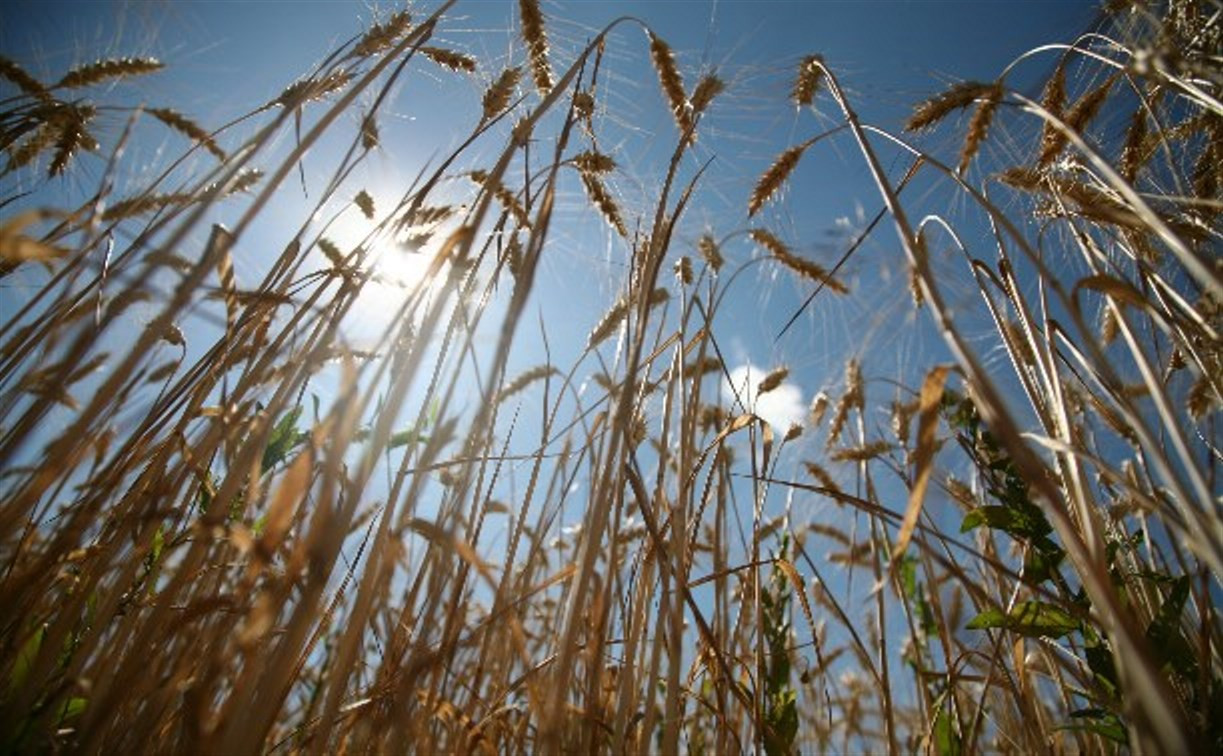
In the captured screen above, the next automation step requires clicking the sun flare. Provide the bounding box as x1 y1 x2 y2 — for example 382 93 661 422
319 196 450 333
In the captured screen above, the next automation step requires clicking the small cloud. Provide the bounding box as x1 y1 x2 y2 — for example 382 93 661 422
722 362 805 431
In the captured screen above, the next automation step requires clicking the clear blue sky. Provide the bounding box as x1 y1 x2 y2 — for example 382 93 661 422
0 0 1105 448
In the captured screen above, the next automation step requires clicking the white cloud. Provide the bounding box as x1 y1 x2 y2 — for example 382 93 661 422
722 362 805 431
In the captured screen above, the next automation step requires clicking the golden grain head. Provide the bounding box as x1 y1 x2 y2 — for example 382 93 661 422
826 437 895 462
482 66 523 120
497 365 560 403
803 461 841 492
148 108 226 161
361 114 380 150
757 367 789 395
674 256 693 285
420 46 477 73
0 55 49 99
276 69 353 109
792 54 824 106
1039 74 1116 166
354 190 375 220
697 234 723 271
572 150 616 175
957 82 1003 173
48 104 98 176
57 56 163 88
580 173 626 237
748 144 806 217
689 73 725 115
649 32 689 133
352 9 413 57
519 0 553 94
905 80 996 132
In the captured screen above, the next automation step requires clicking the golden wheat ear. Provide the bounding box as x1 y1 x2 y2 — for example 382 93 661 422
748 143 807 217
905 80 996 132
519 0 553 95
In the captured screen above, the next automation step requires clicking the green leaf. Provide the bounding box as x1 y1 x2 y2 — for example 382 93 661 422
1057 709 1128 744
763 688 798 756
145 525 166 596
58 696 87 721
966 601 1078 639
1084 638 1119 696
388 428 427 449
960 504 1052 540
9 625 45 693
262 407 304 472
933 706 962 756
1146 576 1197 679
1022 544 1065 585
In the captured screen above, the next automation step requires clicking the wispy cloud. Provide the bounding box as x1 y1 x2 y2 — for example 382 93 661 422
722 362 805 431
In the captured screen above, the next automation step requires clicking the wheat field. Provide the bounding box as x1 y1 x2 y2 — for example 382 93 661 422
0 0 1219 752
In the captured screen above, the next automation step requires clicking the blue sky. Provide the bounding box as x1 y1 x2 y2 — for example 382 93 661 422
0 0 1105 487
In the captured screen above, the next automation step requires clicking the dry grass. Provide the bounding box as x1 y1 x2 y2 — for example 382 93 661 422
0 1 1218 753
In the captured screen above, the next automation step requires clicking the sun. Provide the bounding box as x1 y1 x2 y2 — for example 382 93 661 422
319 193 449 337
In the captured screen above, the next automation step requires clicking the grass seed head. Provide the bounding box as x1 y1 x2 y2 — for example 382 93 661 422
792 54 824 106
519 0 553 95
748 143 806 216
905 80 995 132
